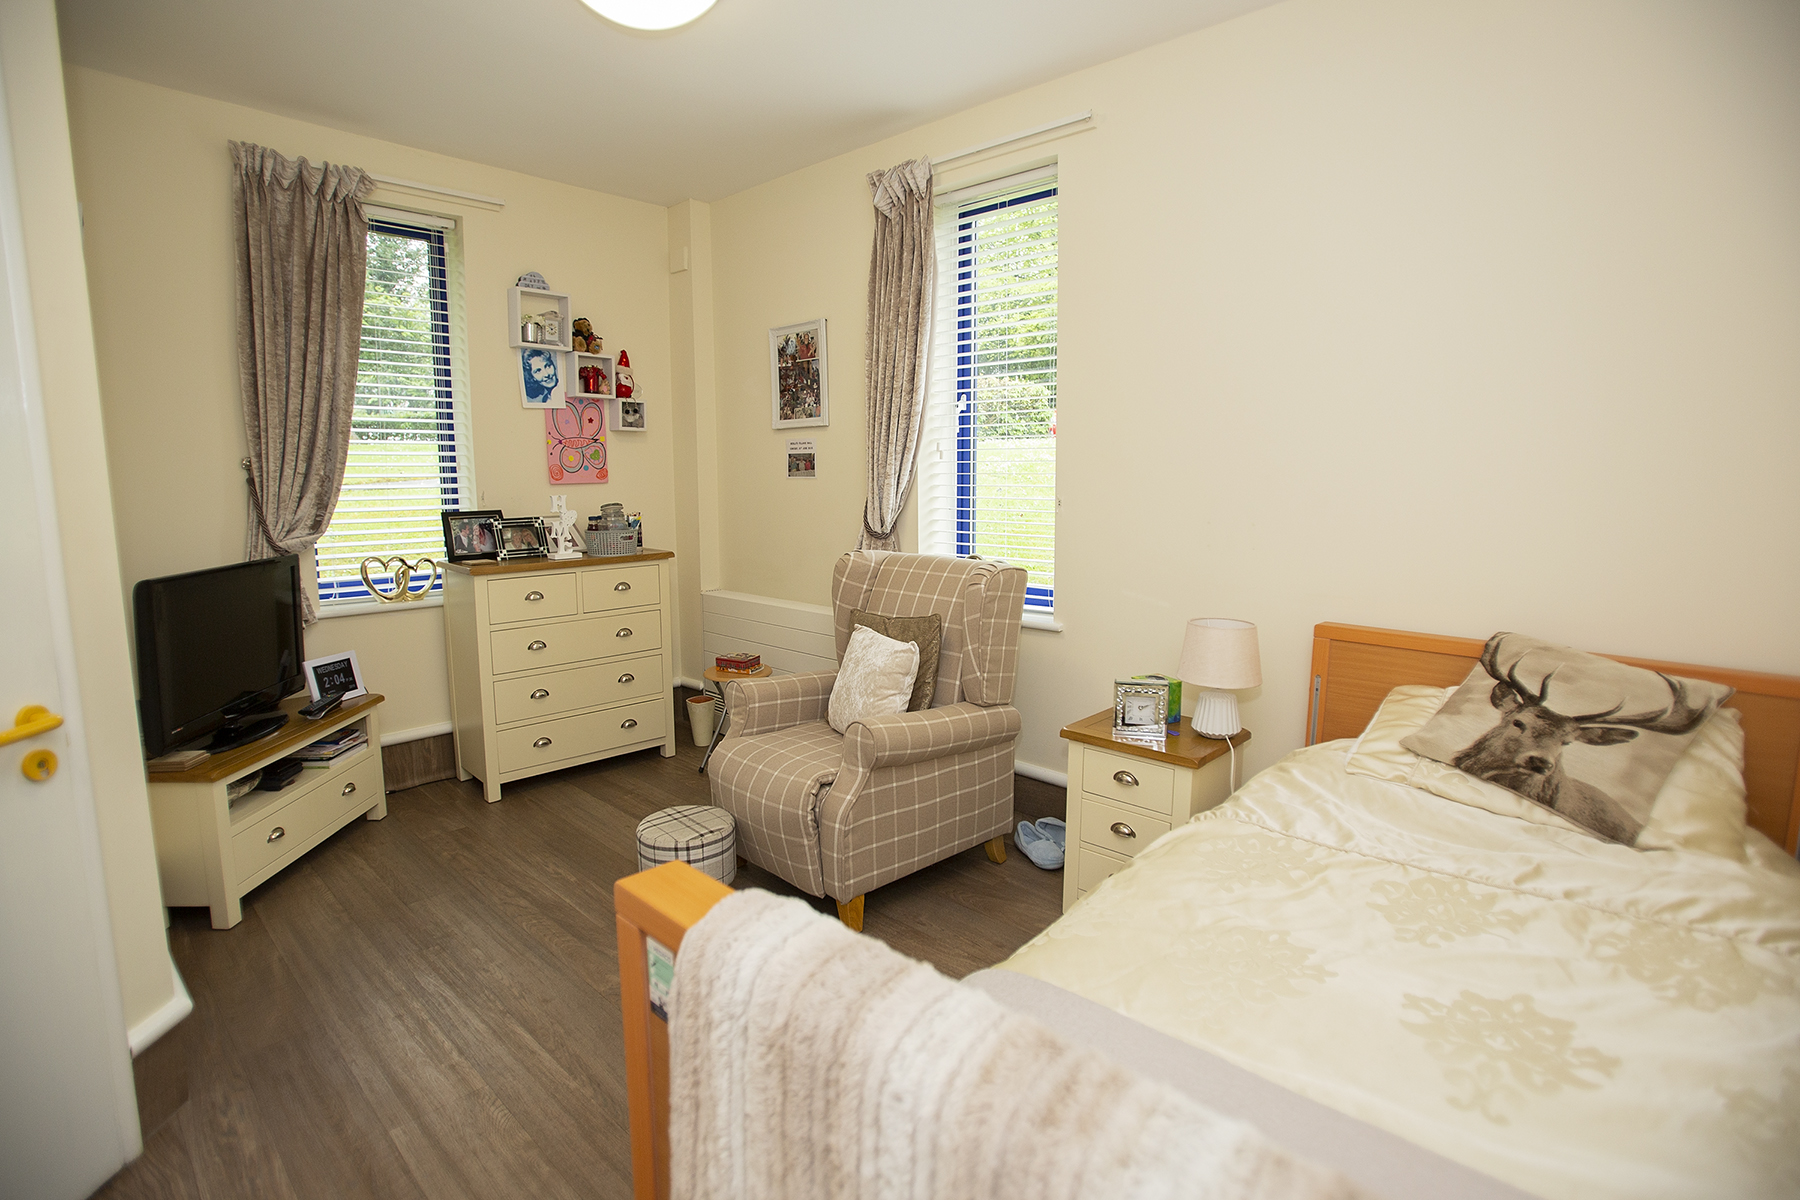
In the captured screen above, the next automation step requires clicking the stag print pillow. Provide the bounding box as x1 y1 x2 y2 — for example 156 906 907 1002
1400 633 1733 845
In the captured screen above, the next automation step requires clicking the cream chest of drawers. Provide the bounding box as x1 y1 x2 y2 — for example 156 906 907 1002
1058 710 1247 912
443 551 677 802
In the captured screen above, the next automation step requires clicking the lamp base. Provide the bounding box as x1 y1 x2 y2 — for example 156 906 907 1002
1191 689 1241 739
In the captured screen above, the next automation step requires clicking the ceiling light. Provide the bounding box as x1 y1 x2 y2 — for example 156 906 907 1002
580 0 718 31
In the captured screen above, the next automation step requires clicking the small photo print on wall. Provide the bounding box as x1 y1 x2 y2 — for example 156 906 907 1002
519 347 565 408
770 318 828 428
787 439 815 478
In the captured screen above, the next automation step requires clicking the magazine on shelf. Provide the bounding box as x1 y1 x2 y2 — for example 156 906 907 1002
291 727 368 762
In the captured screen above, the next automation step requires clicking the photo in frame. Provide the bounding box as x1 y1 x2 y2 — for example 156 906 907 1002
519 346 566 409
770 318 829 428
441 509 503 562
496 516 550 560
303 651 367 702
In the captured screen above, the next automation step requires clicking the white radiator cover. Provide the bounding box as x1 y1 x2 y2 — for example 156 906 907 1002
700 590 836 679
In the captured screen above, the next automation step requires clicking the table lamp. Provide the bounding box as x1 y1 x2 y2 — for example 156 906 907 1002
1178 618 1261 739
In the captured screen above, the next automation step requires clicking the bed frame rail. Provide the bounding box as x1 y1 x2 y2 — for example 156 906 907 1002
1307 622 1800 854
615 862 731 1200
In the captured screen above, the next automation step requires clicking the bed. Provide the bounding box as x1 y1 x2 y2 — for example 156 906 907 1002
616 623 1800 1199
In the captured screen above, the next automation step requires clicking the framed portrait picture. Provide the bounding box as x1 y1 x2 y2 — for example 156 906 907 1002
769 318 829 428
441 509 503 562
519 346 566 409
496 517 550 561
1113 678 1170 740
303 651 367 702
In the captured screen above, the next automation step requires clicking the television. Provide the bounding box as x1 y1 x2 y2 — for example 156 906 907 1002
133 555 306 757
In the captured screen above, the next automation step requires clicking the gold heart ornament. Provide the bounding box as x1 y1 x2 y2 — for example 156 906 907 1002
359 555 440 603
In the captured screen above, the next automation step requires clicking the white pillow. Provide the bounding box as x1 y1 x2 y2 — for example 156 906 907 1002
1347 685 1749 860
828 625 920 734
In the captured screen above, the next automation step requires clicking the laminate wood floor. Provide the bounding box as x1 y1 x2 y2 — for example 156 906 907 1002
96 726 1067 1200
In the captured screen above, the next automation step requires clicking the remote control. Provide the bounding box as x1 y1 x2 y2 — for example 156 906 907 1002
300 692 345 720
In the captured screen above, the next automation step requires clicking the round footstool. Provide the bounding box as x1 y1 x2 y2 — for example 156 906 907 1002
636 805 737 885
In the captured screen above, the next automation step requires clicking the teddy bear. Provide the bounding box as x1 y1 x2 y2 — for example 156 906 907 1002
571 317 598 354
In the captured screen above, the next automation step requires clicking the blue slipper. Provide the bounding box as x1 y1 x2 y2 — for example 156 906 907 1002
1016 819 1064 870
1035 817 1066 852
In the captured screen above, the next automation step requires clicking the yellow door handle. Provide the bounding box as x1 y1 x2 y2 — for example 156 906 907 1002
1 705 63 747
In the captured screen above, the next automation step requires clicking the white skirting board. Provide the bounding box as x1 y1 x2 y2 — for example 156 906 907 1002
379 721 452 747
1015 759 1068 789
127 958 192 1056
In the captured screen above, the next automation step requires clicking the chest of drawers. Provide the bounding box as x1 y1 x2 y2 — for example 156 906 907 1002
1058 710 1246 911
443 551 676 802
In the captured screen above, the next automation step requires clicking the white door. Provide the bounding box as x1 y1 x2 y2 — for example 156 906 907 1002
0 57 142 1199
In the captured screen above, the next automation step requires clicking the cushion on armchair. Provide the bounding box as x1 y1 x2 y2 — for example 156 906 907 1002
827 625 920 734
849 609 942 711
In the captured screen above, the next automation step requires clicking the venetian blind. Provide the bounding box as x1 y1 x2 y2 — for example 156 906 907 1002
919 168 1058 608
314 216 472 602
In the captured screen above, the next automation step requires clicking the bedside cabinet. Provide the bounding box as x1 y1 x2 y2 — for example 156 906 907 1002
1058 711 1248 911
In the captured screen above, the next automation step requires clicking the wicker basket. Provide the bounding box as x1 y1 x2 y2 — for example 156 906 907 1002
585 526 638 556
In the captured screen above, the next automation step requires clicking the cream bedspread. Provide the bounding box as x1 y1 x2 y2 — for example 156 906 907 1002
1001 742 1800 1200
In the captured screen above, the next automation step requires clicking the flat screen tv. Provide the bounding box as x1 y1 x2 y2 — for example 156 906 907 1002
133 555 306 757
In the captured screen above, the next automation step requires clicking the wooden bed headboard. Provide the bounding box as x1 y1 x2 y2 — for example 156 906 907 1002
1306 623 1800 855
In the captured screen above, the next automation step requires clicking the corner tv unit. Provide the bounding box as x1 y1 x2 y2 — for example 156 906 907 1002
133 555 306 758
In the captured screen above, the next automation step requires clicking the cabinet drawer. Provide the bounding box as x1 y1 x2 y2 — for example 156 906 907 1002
1079 795 1170 858
497 696 667 773
230 750 382 884
1081 748 1176 816
490 610 662 675
493 654 664 725
1076 843 1131 893
487 573 578 625
581 564 660 613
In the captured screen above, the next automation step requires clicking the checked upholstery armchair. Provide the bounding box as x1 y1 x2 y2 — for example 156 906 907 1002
708 552 1028 930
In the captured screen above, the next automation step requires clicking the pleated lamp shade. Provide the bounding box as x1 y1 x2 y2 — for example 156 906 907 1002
1178 618 1261 738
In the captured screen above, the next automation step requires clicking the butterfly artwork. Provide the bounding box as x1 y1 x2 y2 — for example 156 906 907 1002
546 397 607 484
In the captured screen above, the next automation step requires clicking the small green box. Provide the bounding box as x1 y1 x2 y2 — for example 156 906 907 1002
1133 674 1182 729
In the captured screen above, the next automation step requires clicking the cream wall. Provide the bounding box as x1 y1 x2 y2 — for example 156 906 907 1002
64 68 680 740
1 0 175 1037
706 0 1800 778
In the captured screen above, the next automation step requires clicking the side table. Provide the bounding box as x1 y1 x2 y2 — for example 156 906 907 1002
698 664 773 773
1058 711 1249 912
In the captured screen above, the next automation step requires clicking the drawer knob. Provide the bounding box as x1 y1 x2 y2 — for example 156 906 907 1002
621 718 639 729
1110 821 1137 839
267 826 285 843
533 737 553 748
530 688 550 700
1113 770 1139 787
524 590 545 601
617 672 635 683
614 581 631 591
528 640 548 651
341 781 356 796
615 627 633 638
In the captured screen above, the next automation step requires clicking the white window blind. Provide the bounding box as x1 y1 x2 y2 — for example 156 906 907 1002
315 218 472 602
920 169 1058 609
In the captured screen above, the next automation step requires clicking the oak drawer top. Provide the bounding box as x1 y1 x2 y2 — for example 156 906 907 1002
445 549 673 576
145 693 385 783
1059 709 1247 771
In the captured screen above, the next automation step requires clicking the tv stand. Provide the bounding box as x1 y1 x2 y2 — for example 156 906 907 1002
205 712 289 753
146 692 386 929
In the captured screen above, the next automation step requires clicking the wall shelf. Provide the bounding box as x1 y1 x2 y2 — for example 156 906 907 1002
508 286 572 351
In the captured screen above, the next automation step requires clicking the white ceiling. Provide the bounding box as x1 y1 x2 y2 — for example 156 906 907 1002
56 0 1281 206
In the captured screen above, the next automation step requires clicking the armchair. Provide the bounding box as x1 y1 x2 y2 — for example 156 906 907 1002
707 552 1028 929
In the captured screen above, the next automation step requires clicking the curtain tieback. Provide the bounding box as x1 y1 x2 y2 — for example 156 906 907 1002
241 457 286 551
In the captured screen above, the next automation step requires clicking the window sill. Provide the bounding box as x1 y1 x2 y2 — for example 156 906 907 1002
1022 610 1062 633
316 594 444 619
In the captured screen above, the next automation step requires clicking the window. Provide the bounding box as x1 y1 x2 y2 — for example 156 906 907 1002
315 215 471 603
921 170 1058 611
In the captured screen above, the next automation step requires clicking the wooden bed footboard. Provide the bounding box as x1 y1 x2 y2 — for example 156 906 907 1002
615 862 732 1200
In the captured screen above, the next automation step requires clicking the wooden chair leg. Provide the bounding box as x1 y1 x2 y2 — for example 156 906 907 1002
836 895 864 932
984 836 1006 864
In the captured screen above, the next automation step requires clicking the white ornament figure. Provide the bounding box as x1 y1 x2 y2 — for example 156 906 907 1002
547 494 585 558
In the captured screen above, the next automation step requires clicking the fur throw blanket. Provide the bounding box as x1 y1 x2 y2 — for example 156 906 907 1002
668 889 1366 1200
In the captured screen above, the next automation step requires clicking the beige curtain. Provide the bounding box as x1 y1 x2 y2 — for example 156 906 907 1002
231 140 373 623
858 157 935 551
